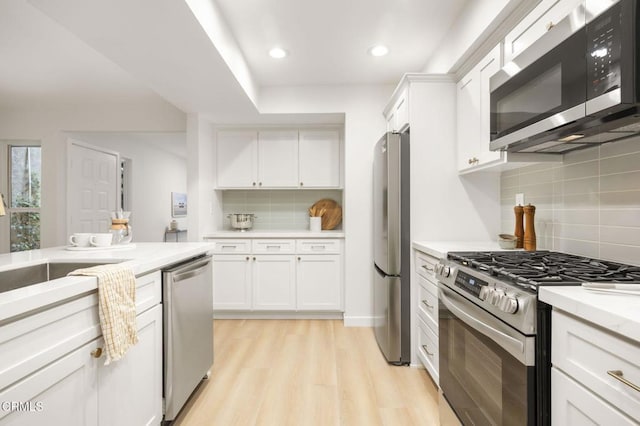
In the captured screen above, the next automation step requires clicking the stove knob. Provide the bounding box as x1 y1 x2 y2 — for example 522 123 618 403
500 296 519 314
434 264 442 275
490 289 505 306
478 286 490 301
443 266 451 277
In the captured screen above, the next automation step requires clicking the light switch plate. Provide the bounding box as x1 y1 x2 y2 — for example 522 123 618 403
515 193 525 206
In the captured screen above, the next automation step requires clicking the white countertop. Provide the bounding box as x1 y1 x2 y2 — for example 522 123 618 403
204 230 345 239
0 242 214 322
412 240 505 258
539 286 640 343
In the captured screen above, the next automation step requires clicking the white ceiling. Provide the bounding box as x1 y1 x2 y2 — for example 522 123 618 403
215 0 469 86
1 0 471 121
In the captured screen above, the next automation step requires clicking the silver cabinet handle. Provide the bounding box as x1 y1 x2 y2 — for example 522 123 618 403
607 370 640 392
421 264 434 272
245 256 250 261
422 299 434 309
422 345 434 356
259 182 262 187
252 182 256 186
300 182 304 187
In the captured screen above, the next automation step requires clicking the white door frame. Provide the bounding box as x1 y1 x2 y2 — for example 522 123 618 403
66 138 120 237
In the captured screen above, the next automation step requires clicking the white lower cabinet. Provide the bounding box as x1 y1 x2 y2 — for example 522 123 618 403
0 339 100 425
211 238 343 312
0 271 163 426
296 254 342 311
413 248 440 384
97 304 163 426
253 255 296 310
551 310 640 424
212 255 252 310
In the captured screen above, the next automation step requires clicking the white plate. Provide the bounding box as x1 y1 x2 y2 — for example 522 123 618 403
65 243 137 251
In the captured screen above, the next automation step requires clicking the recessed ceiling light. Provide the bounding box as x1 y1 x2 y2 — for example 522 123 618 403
368 45 389 57
269 47 288 59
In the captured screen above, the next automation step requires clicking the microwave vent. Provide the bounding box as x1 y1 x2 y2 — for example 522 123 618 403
578 131 636 143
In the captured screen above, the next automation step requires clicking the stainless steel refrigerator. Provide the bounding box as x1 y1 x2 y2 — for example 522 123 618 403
373 128 410 365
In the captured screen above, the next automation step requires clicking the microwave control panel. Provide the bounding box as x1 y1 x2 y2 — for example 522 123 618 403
587 1 622 98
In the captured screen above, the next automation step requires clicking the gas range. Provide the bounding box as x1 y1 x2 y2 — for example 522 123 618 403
435 250 640 426
435 250 640 335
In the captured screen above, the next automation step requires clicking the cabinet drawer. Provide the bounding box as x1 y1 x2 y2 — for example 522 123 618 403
0 293 101 389
136 270 161 314
552 367 637 425
417 316 439 385
209 240 251 254
417 275 438 334
296 239 341 254
552 310 640 421
415 251 438 283
252 239 295 254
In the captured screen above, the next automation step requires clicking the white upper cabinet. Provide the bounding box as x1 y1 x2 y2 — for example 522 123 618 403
258 130 299 187
456 45 502 173
298 130 341 188
504 0 583 63
385 88 409 132
216 130 258 188
216 128 342 189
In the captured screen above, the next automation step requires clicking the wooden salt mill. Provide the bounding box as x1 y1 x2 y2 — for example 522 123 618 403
514 205 524 249
523 204 536 251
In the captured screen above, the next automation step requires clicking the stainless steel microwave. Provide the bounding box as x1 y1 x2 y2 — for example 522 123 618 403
490 0 640 153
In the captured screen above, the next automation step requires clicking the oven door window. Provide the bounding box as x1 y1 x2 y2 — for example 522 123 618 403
439 302 535 425
490 28 586 140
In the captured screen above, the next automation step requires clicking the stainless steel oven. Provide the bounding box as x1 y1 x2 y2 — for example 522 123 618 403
436 250 640 426
438 284 536 425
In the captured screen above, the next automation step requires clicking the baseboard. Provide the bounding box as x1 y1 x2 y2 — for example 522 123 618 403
213 312 343 320
342 316 375 327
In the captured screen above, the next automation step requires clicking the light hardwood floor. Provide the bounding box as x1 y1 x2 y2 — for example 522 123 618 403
174 319 443 426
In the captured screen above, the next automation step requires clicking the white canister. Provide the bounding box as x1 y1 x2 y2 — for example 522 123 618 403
310 217 322 232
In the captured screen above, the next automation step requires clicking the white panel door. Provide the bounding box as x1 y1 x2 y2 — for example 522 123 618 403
456 69 480 171
296 254 342 311
257 130 298 188
298 130 341 188
216 130 258 188
252 255 296 310
98 305 162 426
0 339 99 425
68 141 118 235
212 255 252 310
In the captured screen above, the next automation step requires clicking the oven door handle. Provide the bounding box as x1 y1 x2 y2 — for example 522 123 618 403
439 286 535 366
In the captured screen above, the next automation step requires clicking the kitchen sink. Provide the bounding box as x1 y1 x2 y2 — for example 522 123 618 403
0 262 110 294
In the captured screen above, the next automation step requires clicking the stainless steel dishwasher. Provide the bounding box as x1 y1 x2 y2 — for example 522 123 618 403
162 255 213 422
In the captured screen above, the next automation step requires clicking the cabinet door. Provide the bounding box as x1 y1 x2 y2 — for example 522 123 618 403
478 46 502 165
212 255 252 310
298 130 341 188
257 130 298 187
97 305 163 426
394 92 409 132
456 69 480 171
252 255 296 310
216 130 258 188
0 339 99 425
552 367 637 425
296 255 342 311
504 0 583 63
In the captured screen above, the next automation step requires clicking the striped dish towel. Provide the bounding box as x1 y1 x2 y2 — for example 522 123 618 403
69 264 138 364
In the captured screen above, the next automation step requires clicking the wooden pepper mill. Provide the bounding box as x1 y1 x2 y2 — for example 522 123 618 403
523 204 536 251
514 205 524 249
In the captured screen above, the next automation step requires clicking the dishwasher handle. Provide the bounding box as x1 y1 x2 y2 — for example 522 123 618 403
171 257 212 283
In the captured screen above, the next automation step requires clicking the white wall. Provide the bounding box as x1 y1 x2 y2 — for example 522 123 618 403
68 132 188 242
259 84 395 325
187 115 219 241
0 99 186 248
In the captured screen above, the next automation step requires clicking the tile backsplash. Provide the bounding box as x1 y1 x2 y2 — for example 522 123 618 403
221 190 343 231
501 137 640 265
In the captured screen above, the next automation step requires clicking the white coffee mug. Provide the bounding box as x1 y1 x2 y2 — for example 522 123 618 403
69 233 92 247
90 233 113 247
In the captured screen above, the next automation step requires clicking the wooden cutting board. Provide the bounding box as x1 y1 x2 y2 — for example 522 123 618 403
310 199 342 230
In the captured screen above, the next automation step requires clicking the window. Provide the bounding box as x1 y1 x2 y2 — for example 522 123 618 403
9 145 41 252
